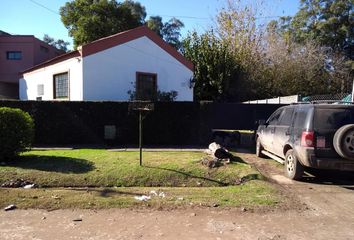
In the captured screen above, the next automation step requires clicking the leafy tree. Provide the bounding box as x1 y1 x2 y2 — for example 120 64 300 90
146 16 184 49
183 31 242 101
43 34 70 52
60 0 146 48
121 0 146 24
162 18 184 50
272 0 354 60
146 16 164 37
60 0 184 49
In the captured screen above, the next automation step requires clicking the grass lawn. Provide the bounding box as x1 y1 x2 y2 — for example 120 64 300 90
0 149 281 209
0 150 261 187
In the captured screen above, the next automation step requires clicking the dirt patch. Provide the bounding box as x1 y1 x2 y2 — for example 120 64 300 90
1 206 353 240
234 151 307 212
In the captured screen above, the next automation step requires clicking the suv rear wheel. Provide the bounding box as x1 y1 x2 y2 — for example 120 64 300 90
284 149 304 180
333 124 354 160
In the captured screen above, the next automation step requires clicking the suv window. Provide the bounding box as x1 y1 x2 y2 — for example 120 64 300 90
293 108 308 128
314 108 354 129
267 108 283 125
279 107 294 126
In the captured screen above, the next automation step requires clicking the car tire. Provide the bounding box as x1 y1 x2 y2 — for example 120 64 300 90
256 137 266 158
284 149 304 180
333 124 354 160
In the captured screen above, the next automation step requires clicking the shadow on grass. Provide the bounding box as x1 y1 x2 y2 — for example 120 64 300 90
241 173 262 182
6 155 95 173
212 149 246 164
144 165 229 186
69 188 143 197
230 155 246 164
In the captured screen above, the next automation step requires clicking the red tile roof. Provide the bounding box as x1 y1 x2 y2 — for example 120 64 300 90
22 26 193 74
22 50 80 74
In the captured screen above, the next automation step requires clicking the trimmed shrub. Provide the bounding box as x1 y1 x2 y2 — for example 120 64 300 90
0 107 34 160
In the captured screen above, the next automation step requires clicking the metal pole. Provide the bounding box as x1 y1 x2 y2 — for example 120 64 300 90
139 110 142 166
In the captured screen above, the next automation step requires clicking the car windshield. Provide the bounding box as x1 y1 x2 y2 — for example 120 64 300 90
314 108 354 129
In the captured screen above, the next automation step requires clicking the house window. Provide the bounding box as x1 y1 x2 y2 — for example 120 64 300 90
53 72 69 99
6 51 22 60
136 72 157 101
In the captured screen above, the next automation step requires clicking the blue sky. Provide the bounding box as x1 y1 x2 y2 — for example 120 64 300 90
0 0 299 50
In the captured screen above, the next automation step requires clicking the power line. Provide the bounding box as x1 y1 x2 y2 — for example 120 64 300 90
147 14 209 20
123 43 187 70
147 14 282 20
28 0 283 21
28 0 59 15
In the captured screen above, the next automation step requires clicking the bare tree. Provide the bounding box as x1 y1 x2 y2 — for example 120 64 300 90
213 0 352 99
265 25 352 96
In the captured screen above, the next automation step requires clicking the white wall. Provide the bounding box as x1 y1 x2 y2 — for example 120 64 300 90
244 95 301 104
83 36 193 101
20 57 83 100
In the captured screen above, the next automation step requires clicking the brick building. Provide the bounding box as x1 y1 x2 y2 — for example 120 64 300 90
0 30 64 99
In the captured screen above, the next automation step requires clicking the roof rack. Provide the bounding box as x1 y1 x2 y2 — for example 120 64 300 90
290 102 311 105
291 100 354 105
310 100 354 104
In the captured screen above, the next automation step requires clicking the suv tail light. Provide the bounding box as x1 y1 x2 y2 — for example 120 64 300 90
301 131 314 147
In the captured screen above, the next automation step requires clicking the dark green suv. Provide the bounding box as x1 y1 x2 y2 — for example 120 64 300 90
256 103 354 180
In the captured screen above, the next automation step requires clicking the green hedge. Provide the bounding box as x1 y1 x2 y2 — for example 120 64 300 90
0 107 34 160
0 101 282 146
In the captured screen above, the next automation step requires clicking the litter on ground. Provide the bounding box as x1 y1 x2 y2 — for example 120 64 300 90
134 190 166 201
4 204 16 211
23 184 36 189
134 195 151 201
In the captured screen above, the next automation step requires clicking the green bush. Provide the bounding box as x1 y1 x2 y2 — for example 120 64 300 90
0 107 34 160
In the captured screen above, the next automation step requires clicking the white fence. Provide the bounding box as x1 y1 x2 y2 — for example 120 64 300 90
244 95 301 104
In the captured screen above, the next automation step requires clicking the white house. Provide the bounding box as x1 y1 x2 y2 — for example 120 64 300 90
19 26 194 101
